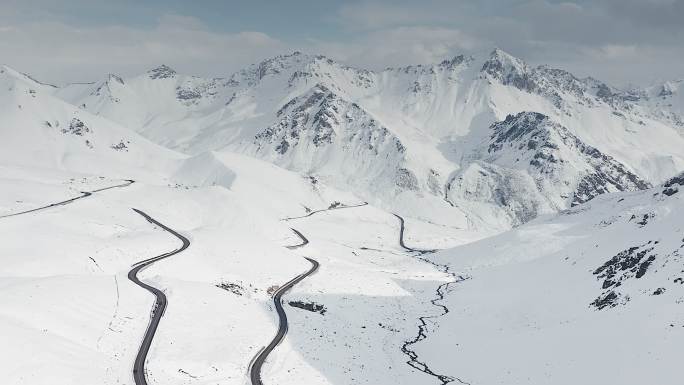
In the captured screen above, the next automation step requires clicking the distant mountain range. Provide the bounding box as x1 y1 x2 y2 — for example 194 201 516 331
3 48 684 231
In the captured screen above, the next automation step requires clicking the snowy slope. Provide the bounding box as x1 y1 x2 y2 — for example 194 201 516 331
420 173 684 385
54 65 231 150
0 65 182 179
0 151 460 385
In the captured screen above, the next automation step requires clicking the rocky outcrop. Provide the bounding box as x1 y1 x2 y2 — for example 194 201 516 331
148 64 177 80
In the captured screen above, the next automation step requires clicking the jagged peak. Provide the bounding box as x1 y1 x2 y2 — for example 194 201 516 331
481 48 529 79
489 48 524 62
276 83 337 116
260 51 351 73
439 54 473 68
495 111 552 131
227 51 370 89
258 51 311 69
148 64 177 80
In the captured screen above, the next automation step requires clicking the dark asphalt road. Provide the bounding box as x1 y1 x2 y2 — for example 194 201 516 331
249 245 318 385
282 202 368 221
0 179 135 218
128 208 190 385
285 228 309 249
393 213 436 254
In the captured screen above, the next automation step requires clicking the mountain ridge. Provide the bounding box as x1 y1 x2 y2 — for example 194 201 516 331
6 48 684 231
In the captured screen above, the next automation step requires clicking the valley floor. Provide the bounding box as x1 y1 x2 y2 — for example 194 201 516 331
0 166 463 385
1 165 682 385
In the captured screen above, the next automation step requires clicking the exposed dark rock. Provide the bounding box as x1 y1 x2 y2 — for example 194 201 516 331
111 140 129 152
275 139 289 154
176 88 202 101
255 84 336 150
148 64 176 80
635 255 656 278
652 287 666 295
635 213 654 227
216 282 244 296
62 118 91 136
592 244 657 309
396 168 419 191
662 172 684 196
288 300 326 315
591 291 621 310
176 79 218 105
594 245 655 288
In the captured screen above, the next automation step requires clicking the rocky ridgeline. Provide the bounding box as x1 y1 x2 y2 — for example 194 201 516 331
488 111 649 207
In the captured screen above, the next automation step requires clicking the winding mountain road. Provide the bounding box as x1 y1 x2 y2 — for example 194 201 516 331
250 256 319 385
250 203 369 385
128 208 190 385
393 213 437 255
0 179 135 218
282 202 368 221
251 203 376 385
285 228 309 249
249 227 317 385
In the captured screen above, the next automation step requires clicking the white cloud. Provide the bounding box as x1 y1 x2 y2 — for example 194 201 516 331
0 14 287 84
311 26 482 70
336 1 453 30
588 44 639 59
0 1 683 87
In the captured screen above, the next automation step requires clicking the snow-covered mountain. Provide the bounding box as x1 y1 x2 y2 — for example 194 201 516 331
445 111 650 225
0 65 181 179
50 49 684 231
423 171 684 384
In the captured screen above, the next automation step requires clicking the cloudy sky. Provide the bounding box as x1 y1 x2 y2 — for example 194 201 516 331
1 0 683 86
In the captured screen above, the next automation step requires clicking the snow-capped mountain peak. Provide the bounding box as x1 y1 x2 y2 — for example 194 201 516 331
481 48 530 83
42 49 684 231
147 64 177 80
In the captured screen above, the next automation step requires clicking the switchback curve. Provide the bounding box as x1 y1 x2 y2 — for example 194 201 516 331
128 208 190 385
249 256 319 385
